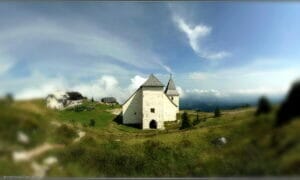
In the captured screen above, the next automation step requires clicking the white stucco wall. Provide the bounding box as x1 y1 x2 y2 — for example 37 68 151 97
122 88 143 124
142 87 165 129
122 85 180 130
172 96 179 107
162 95 179 122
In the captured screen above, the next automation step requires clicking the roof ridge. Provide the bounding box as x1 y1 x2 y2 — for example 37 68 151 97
141 74 164 87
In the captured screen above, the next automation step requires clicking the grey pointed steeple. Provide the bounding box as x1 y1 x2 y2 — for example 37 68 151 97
141 74 164 87
165 74 179 96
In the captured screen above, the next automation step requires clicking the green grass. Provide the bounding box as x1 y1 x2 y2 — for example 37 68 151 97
0 99 299 176
0 100 49 149
53 101 119 129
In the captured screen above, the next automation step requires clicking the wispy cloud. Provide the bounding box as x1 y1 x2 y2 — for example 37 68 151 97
0 16 173 97
189 72 211 81
173 16 230 60
0 20 168 71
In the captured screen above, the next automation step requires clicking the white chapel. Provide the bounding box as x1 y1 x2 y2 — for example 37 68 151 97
122 74 179 129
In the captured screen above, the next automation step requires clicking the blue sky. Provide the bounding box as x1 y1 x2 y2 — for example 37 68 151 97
0 2 300 103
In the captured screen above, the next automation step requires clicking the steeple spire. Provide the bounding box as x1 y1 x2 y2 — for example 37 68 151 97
165 75 179 96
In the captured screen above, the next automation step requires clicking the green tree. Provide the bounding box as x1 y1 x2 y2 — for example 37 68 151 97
89 119 96 127
214 107 221 117
193 109 201 126
256 96 271 116
5 93 14 103
180 112 192 129
277 81 300 126
55 124 77 144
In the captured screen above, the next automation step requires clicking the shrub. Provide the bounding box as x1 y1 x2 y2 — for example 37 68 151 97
193 110 201 126
68 104 95 112
143 140 171 160
55 124 77 144
276 81 300 127
256 96 271 116
178 139 192 148
73 105 85 112
0 93 14 105
113 114 123 124
193 118 201 126
89 119 96 127
67 91 84 100
214 107 221 117
180 112 192 129
5 93 14 103
69 119 75 125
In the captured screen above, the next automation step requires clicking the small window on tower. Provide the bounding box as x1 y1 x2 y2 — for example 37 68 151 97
150 108 155 113
171 97 174 100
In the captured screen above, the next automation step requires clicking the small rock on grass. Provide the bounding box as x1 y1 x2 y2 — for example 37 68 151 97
211 137 228 146
17 131 30 144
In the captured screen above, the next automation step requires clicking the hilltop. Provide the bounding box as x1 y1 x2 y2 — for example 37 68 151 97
0 99 299 176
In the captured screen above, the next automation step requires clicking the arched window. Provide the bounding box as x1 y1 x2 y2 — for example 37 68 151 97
149 120 157 129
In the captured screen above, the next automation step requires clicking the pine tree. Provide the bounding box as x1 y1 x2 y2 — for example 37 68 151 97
180 112 192 129
214 107 221 117
256 96 271 116
193 109 201 125
276 81 300 126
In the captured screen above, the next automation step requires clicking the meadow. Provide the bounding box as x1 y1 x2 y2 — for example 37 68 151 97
0 99 299 177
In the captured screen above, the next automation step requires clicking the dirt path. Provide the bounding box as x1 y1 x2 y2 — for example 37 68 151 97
12 143 64 162
31 156 58 177
106 108 122 115
12 128 86 177
74 130 86 142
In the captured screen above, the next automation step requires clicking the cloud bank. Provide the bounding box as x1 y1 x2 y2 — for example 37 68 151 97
16 74 147 104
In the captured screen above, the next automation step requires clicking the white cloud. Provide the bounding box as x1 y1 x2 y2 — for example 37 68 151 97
176 86 185 98
173 16 230 60
158 62 173 74
0 18 174 98
185 89 223 97
175 17 211 51
189 72 211 81
72 75 123 102
232 87 287 96
16 77 67 100
15 74 149 104
128 75 147 92
0 51 15 75
14 71 295 106
186 59 300 97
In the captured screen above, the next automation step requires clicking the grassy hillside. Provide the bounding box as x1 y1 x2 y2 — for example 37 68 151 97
0 99 299 177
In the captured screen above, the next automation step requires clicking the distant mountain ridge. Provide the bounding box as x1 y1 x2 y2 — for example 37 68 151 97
180 95 284 111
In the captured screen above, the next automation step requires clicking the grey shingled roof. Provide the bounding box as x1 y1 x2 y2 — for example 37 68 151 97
165 77 179 96
141 74 164 87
